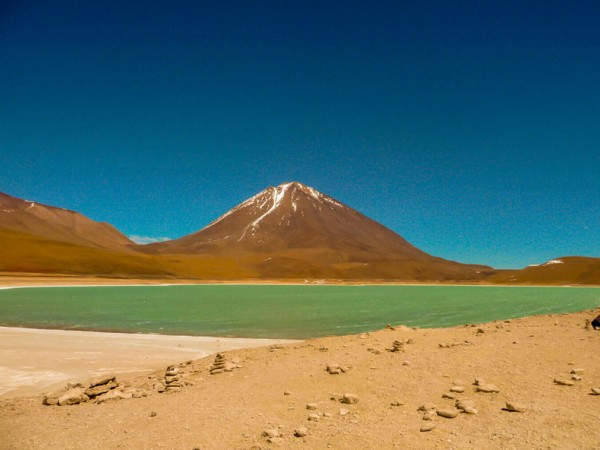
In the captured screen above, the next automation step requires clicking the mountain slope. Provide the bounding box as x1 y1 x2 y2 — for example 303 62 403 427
0 192 134 250
146 182 492 280
489 256 600 285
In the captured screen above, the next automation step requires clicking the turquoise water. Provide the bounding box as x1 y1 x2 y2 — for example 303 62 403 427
0 285 598 339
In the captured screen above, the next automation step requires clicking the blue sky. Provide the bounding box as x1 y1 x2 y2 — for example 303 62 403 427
1 0 598 269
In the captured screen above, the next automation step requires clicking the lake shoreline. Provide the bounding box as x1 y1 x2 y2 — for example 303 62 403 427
3 307 600 448
0 326 296 399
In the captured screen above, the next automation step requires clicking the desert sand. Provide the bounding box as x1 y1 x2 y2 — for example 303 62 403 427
1 306 600 449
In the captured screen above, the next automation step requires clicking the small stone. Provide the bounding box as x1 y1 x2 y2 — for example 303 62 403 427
306 403 317 410
476 328 485 334
307 413 319 422
422 410 436 421
339 408 349 416
390 401 404 406
442 393 455 400
294 427 308 437
262 429 280 439
475 383 500 393
85 381 118 398
437 409 458 418
340 393 359 404
402 361 411 366
449 386 465 393
570 368 584 375
504 401 527 412
58 387 87 406
330 393 342 401
572 375 582 381
554 379 574 386
150 411 157 417
420 423 436 432
462 406 478 414
89 375 116 388
284 391 291 395
590 388 600 395
42 395 59 406
417 403 437 412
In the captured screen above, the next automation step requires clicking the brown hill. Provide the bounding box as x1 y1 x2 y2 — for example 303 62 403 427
489 256 600 285
0 192 134 250
145 182 492 281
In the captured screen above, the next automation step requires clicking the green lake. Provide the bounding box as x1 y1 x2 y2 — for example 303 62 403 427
0 285 598 339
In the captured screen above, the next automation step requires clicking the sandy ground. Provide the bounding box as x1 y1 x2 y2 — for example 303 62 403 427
1 307 600 449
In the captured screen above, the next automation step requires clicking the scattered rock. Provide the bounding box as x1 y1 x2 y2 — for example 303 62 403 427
89 375 116 388
437 409 458 418
150 411 157 417
422 410 436 421
42 394 59 406
402 361 411 366
450 385 465 393
339 408 349 416
554 379 574 386
294 427 308 437
306 403 317 410
307 413 319 422
570 369 584 375
262 429 280 439
367 347 382 355
340 393 359 404
390 401 404 407
572 375 582 381
504 401 527 412
284 391 291 396
330 393 342 401
442 393 455 400
475 383 500 393
590 388 600 395
85 380 118 398
462 406 478 415
58 387 88 406
417 403 437 412
326 363 345 375
420 424 436 432
95 389 132 403
456 399 477 414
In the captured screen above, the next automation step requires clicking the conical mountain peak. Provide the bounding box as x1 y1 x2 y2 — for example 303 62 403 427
147 182 426 258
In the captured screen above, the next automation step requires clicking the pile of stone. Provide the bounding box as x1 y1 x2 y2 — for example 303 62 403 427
164 366 183 392
390 340 405 352
210 353 227 374
43 374 141 406
209 353 241 375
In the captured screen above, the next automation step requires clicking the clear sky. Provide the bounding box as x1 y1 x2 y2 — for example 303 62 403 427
1 0 598 269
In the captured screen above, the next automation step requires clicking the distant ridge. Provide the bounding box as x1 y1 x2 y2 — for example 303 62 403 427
0 192 133 250
0 187 598 283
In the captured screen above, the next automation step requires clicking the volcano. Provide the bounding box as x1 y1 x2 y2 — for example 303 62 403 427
146 182 491 280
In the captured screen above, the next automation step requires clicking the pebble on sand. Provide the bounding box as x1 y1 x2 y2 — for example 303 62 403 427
504 401 527 412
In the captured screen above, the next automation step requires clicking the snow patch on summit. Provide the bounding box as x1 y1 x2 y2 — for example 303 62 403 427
543 259 564 266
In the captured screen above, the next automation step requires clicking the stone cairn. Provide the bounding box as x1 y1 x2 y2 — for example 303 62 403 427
390 340 405 352
210 353 227 375
42 374 143 406
164 366 182 392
